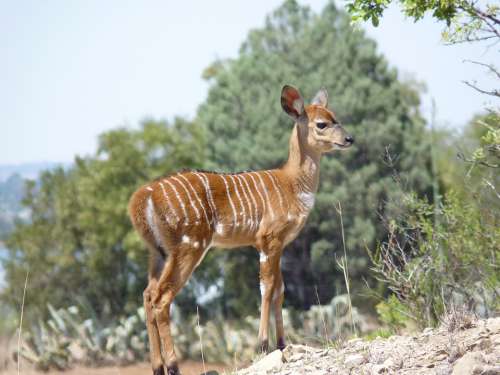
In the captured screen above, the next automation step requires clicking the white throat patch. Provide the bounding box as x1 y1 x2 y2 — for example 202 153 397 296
298 191 315 210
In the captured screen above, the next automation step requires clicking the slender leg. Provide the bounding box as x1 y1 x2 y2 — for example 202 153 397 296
257 249 282 353
144 278 165 375
152 251 199 375
273 270 286 351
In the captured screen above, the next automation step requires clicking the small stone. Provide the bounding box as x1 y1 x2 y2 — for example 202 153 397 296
246 349 283 373
382 358 395 369
371 364 388 374
452 352 485 375
423 327 433 335
345 353 366 367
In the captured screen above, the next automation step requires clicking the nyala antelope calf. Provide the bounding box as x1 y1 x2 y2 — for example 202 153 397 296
129 85 353 375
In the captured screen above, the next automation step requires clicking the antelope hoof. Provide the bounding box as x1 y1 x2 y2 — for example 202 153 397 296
153 366 165 375
167 363 180 375
258 339 269 353
277 337 286 351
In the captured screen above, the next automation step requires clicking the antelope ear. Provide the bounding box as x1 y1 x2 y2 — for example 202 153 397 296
281 85 305 120
311 87 328 107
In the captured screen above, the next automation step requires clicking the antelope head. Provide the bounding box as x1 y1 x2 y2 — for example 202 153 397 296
281 85 354 153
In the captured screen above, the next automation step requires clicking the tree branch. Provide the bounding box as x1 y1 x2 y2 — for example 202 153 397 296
463 80 500 97
463 59 500 79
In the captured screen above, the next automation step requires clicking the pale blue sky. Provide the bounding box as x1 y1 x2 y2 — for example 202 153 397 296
1 0 497 164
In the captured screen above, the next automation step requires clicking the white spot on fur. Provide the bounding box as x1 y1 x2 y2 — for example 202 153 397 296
216 223 224 235
287 213 295 221
259 253 268 263
146 186 153 191
193 241 199 248
182 235 190 244
298 191 315 210
260 282 266 296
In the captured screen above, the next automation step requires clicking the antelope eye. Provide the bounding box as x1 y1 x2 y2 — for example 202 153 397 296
316 122 327 129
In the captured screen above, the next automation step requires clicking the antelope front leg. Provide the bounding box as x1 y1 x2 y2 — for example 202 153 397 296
257 248 283 352
273 270 286 351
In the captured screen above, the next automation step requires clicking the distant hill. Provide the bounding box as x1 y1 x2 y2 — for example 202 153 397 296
0 162 69 238
0 162 67 182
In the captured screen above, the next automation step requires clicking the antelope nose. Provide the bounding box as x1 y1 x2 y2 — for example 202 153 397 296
345 135 354 144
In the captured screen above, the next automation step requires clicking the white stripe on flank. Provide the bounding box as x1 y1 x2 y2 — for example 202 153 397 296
264 171 286 214
163 179 189 223
194 172 217 223
247 172 267 220
253 171 275 219
220 175 238 230
236 175 254 229
229 175 245 225
146 197 163 248
241 174 259 230
172 175 201 221
179 174 210 225
259 252 268 263
182 235 190 243
159 181 179 225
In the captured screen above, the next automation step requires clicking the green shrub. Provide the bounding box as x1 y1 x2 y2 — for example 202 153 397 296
370 191 499 329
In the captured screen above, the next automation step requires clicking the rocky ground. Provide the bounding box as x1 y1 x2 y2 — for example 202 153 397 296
237 317 500 375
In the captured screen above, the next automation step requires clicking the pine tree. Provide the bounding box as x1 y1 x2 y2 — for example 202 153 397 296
198 0 433 315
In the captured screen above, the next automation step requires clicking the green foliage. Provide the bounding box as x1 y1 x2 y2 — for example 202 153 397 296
370 190 499 329
466 111 500 169
19 293 373 370
375 295 410 331
19 304 148 371
199 0 432 315
0 173 27 238
2 118 205 324
346 0 459 26
346 0 499 52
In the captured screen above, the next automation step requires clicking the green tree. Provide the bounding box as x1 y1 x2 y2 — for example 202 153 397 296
2 118 205 324
198 0 433 316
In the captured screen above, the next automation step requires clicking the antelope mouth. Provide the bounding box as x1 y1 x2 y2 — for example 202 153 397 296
333 142 353 149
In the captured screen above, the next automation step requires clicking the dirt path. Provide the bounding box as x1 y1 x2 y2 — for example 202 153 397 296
2 360 231 375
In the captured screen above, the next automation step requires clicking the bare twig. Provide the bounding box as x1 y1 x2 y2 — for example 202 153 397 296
17 268 29 375
335 202 357 336
463 59 500 79
463 80 500 97
196 306 207 375
314 285 330 343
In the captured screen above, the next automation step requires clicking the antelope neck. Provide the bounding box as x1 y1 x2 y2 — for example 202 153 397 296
282 123 321 197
